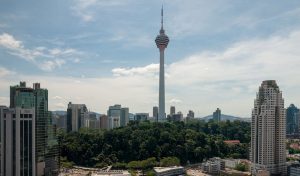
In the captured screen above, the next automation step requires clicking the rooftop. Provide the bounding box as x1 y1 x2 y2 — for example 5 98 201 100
154 166 184 173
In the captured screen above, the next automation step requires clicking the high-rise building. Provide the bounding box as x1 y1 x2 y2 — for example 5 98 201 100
213 108 221 122
85 113 100 129
107 105 129 128
100 115 109 129
187 110 195 119
286 104 300 134
250 80 286 175
120 108 129 127
1 107 36 176
153 106 158 119
134 113 149 121
66 102 88 132
169 112 183 122
155 6 169 121
170 106 175 116
109 116 120 129
1 82 58 176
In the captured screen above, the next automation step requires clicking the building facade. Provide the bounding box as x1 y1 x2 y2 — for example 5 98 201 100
170 106 175 116
1 81 58 176
1 107 36 176
134 113 149 121
286 104 300 135
187 110 195 119
288 163 300 176
66 102 88 132
100 115 109 129
107 105 129 128
153 106 158 119
213 108 221 122
250 80 286 175
120 108 129 127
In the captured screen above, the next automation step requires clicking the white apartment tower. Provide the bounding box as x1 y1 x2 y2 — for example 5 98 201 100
1 107 36 176
250 80 286 175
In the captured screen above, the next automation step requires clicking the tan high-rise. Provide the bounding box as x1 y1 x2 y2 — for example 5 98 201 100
250 80 286 175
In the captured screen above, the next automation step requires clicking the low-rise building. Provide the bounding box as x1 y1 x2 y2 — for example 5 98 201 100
223 159 250 170
93 170 131 176
153 166 185 176
201 157 225 175
288 163 300 176
224 140 240 146
256 169 270 176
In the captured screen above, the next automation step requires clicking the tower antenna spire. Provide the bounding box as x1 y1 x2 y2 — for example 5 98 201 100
161 5 164 30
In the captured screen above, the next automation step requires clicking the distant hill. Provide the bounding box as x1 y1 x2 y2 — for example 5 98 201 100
51 110 101 117
200 114 250 122
51 110 66 116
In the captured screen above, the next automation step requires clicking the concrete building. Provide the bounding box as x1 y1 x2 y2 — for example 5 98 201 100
109 116 120 129
256 169 270 176
155 7 169 121
66 102 88 132
288 163 300 176
201 157 225 175
134 113 149 121
120 108 129 127
85 113 100 129
100 115 109 129
213 108 221 122
187 110 194 119
286 104 300 135
153 106 158 119
1 107 36 176
153 166 184 176
1 81 58 176
170 106 175 116
169 112 183 122
107 105 129 127
250 80 287 175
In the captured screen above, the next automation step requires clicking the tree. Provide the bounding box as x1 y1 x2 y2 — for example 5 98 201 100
160 157 180 167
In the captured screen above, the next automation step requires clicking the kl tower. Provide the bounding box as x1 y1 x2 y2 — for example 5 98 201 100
155 6 169 121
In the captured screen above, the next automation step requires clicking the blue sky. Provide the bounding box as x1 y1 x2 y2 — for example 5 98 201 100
1 0 300 117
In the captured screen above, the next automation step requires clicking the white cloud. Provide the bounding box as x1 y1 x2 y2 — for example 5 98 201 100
1 30 300 117
0 67 15 78
169 98 182 104
0 33 82 71
39 59 66 71
52 96 63 100
0 33 23 49
73 58 80 63
112 64 159 76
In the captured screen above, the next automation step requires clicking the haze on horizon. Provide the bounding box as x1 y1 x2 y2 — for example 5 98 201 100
0 0 300 117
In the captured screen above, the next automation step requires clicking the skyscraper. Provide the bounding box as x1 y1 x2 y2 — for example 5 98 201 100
286 104 300 135
155 6 169 120
1 82 58 176
1 106 36 176
153 106 158 119
250 80 286 175
170 106 175 116
120 107 129 127
100 115 109 129
66 102 88 132
213 108 221 122
187 110 195 119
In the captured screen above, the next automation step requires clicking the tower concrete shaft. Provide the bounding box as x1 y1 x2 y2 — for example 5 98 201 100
159 47 165 119
155 6 169 120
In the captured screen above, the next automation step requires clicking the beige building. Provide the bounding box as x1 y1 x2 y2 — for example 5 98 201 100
250 80 286 175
